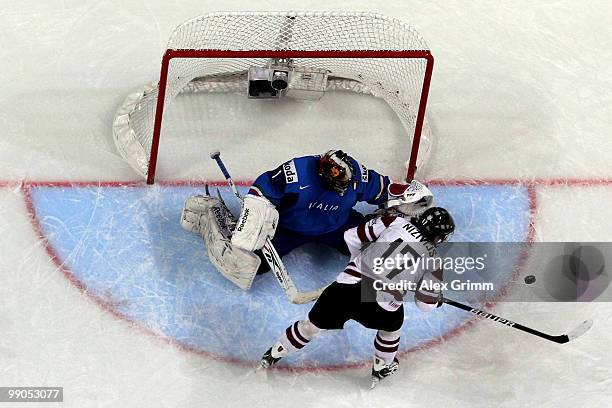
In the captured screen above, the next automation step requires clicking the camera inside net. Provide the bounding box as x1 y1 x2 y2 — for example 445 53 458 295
247 59 293 98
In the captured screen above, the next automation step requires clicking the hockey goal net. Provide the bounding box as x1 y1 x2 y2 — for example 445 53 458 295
113 11 434 184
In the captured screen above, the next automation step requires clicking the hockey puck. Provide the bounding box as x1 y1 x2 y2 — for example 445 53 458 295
524 275 536 284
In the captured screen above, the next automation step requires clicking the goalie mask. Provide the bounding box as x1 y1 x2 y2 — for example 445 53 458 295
318 150 354 195
383 180 434 216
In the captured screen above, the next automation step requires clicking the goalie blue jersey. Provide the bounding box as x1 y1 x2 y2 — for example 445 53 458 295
248 155 390 235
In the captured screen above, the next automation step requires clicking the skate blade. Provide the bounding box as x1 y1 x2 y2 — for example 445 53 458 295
370 376 380 389
251 364 268 380
255 359 271 371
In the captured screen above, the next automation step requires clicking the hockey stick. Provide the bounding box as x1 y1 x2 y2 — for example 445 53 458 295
443 297 592 344
210 150 324 304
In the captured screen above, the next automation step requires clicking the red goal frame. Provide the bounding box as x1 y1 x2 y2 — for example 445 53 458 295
147 49 434 184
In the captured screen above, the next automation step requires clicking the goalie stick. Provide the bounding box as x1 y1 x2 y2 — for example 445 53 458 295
443 297 592 344
210 150 324 304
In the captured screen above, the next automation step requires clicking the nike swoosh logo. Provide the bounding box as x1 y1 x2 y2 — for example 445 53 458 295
299 185 310 190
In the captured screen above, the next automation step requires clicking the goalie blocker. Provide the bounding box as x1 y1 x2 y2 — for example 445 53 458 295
232 195 279 252
180 191 279 290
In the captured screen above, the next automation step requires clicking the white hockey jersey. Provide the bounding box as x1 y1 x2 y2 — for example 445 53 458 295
338 215 444 312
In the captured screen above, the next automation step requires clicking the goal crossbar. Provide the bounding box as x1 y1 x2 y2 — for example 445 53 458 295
149 49 434 184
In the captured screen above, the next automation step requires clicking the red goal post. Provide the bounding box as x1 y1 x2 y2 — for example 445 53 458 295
112 11 434 184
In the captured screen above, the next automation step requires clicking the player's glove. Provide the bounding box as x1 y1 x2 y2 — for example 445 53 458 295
414 278 444 312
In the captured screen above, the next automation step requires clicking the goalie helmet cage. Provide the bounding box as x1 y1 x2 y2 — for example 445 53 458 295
112 11 434 184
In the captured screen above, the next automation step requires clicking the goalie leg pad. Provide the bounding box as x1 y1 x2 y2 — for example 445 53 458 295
201 212 260 291
181 194 259 290
181 195 236 237
180 195 219 235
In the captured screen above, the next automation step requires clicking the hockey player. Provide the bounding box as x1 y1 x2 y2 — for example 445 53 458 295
181 150 433 290
259 189 455 386
238 150 389 273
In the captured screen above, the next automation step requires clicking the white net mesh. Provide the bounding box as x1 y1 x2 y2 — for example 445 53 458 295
112 11 433 181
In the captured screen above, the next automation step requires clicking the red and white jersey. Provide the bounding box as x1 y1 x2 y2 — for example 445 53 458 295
338 215 444 312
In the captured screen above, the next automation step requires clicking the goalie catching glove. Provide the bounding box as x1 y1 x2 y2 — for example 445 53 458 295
180 191 261 291
383 180 434 216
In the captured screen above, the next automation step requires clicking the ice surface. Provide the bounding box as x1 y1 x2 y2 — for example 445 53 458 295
1 1 612 407
25 184 528 368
